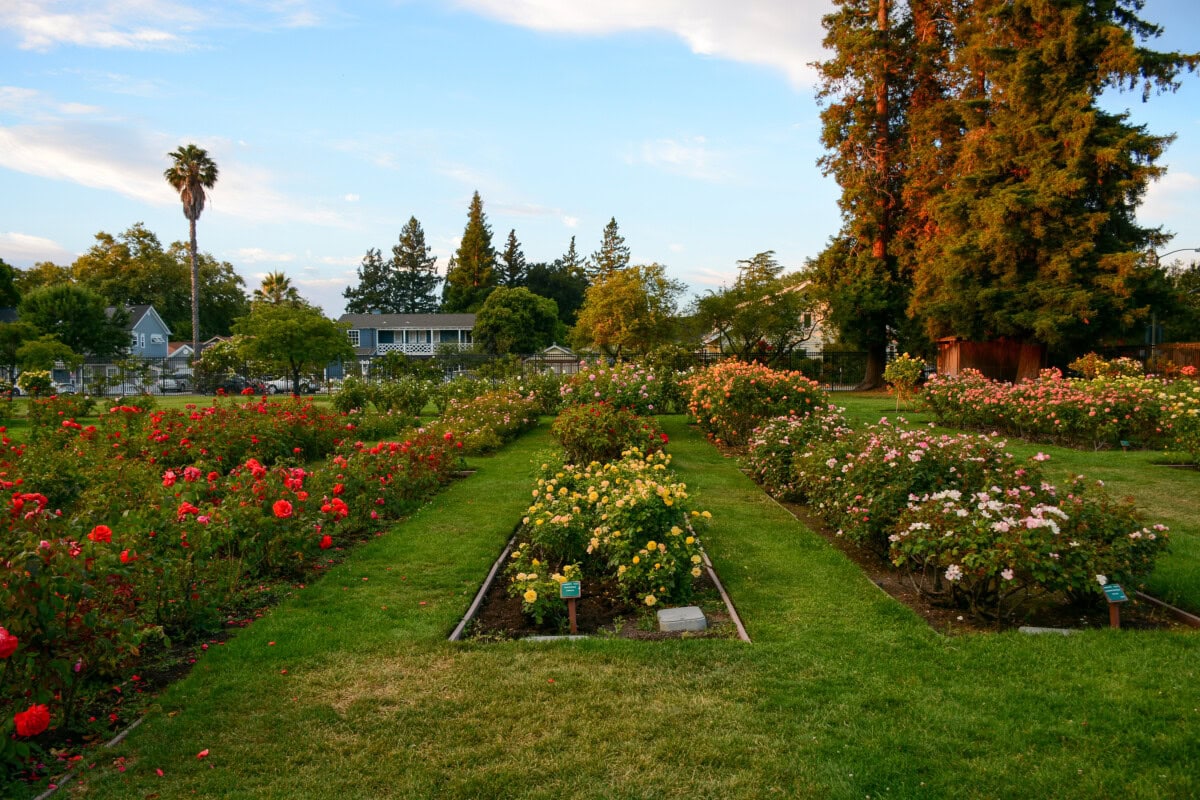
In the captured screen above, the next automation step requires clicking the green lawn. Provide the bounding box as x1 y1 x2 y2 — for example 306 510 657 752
834 393 1200 611
52 418 1198 800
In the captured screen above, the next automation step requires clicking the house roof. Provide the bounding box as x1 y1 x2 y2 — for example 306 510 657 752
0 307 17 324
339 313 476 329
167 342 193 356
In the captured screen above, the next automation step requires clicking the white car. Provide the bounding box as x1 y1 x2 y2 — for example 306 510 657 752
263 376 316 394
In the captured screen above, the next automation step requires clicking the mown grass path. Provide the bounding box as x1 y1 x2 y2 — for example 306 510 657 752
70 418 1199 800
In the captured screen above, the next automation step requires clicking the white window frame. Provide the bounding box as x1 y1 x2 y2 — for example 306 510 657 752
348 329 360 346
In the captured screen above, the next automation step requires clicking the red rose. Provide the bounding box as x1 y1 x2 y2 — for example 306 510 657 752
0 626 18 658
319 534 333 550
14 703 50 737
120 549 136 564
87 524 112 543
272 500 293 519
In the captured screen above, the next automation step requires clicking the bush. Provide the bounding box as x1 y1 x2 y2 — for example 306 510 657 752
550 403 667 464
331 376 372 413
883 352 924 410
745 408 851 499
683 360 827 447
891 480 1169 618
511 450 709 615
560 360 667 415
369 375 433 417
790 419 1042 555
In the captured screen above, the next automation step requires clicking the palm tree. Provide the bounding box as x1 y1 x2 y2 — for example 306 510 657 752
252 271 302 305
164 144 219 358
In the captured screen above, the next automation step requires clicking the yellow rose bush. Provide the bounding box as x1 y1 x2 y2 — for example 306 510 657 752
509 449 709 623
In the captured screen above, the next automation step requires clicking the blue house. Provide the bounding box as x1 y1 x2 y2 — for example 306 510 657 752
123 305 172 358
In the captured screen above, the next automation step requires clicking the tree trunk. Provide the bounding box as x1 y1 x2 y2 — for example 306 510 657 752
190 217 200 361
857 343 887 390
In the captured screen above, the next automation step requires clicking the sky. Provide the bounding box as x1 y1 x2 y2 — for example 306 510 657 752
2 0 1198 321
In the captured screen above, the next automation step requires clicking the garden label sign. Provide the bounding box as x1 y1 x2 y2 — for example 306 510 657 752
560 581 581 634
1103 583 1128 629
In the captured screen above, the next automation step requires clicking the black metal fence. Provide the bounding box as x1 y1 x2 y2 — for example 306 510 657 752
45 349 871 396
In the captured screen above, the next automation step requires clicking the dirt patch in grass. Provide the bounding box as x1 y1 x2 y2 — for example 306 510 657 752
463 569 738 641
776 500 1187 635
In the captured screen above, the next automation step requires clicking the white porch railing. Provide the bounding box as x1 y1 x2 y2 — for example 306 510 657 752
375 342 471 355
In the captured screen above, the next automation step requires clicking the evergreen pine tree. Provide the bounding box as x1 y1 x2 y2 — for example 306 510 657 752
343 247 394 314
561 235 584 278
910 0 1195 357
391 216 441 313
588 217 630 280
442 191 497 312
498 229 527 287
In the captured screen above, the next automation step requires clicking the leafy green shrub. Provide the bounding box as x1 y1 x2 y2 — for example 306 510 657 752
15 370 52 397
369 375 433 416
332 376 372 413
550 403 667 464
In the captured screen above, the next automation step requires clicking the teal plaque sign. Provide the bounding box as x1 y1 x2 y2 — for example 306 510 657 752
1102 583 1128 603
559 581 581 599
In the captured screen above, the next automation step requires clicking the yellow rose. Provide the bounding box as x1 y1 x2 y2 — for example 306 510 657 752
524 589 538 603
691 567 702 577
646 540 657 550
552 573 566 584
702 511 712 519
517 572 528 580
691 555 702 564
644 595 657 606
532 559 540 567
618 565 627 575
632 556 640 564
670 526 682 536
685 536 695 545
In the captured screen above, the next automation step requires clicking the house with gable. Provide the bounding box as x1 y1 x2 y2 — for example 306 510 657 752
333 312 475 376
120 305 172 358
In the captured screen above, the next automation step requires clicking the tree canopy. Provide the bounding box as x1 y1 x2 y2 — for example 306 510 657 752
473 287 559 354
18 284 130 359
164 143 219 356
571 264 683 359
814 0 1198 377
693 251 820 361
232 304 353 392
588 217 631 281
498 229 527 288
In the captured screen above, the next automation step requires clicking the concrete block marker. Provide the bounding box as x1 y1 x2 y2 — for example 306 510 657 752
1018 626 1077 636
658 606 707 633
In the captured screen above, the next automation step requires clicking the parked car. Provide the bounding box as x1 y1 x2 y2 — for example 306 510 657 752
159 377 191 393
53 382 77 395
216 375 266 395
263 376 316 394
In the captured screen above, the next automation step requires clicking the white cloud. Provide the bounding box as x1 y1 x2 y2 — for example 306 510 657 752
0 231 75 264
235 247 295 264
318 255 362 267
668 242 685 253
454 0 831 88
1 0 196 51
633 136 730 182
343 193 360 202
0 120 350 227
0 1 336 52
1141 171 1200 221
562 215 579 228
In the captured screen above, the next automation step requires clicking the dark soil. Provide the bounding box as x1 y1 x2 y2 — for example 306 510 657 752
464 569 739 641
776 500 1188 635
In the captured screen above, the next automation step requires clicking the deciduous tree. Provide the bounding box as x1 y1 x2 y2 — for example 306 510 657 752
473 287 559 354
571 264 683 359
232 304 353 393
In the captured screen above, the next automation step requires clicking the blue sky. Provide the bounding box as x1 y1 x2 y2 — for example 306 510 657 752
2 0 1197 320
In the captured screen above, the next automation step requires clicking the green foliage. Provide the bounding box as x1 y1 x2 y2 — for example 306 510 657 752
473 287 559 354
525 257 589 326
693 251 820 361
16 335 79 372
559 360 667 415
497 229 527 288
232 304 353 390
746 410 852 498
344 217 441 314
18 284 130 358
571 264 684 358
442 191 497 312
331 376 372 413
550 403 667 464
